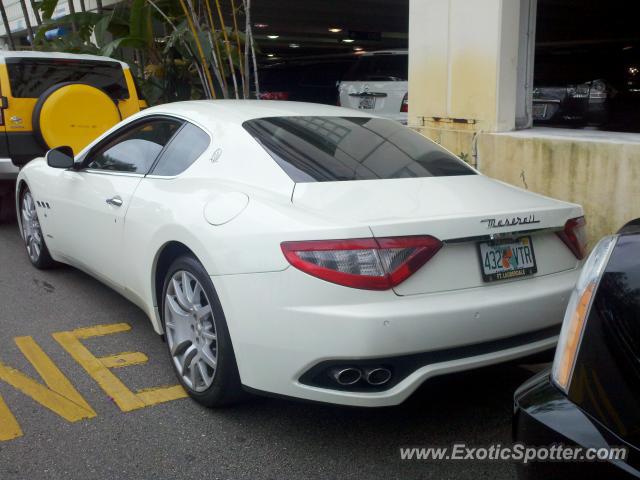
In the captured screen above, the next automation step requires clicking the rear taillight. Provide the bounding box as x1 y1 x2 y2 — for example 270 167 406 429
259 91 289 100
281 236 442 290
400 93 408 113
557 216 587 260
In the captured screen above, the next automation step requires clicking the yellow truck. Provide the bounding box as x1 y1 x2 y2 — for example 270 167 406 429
0 51 146 220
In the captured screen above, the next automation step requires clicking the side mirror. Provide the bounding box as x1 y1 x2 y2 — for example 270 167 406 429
46 146 75 169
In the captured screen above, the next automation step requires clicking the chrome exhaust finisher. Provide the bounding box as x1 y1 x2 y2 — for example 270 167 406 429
331 367 362 386
363 367 392 386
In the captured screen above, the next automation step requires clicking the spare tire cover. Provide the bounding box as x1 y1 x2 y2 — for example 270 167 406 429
32 83 122 154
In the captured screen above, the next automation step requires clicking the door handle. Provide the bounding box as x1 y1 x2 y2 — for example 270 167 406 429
106 196 123 207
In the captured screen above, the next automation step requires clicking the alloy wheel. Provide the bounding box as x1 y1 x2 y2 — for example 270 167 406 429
21 191 43 263
164 270 218 392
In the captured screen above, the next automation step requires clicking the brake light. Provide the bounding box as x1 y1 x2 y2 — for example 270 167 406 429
259 91 289 100
400 93 408 113
557 216 587 259
281 236 442 290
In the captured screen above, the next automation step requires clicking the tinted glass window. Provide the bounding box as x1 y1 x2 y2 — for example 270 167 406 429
151 123 210 176
343 54 408 81
6 58 130 100
86 119 182 173
243 116 474 182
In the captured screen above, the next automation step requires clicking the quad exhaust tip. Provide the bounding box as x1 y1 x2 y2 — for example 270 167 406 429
330 366 392 386
364 367 392 386
332 367 362 386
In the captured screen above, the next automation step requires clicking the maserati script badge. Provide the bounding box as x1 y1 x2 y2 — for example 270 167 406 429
480 214 541 229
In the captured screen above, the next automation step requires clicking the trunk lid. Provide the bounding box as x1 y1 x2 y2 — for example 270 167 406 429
339 80 407 117
293 175 582 295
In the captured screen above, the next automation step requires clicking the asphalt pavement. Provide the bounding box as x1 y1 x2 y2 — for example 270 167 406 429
0 219 542 480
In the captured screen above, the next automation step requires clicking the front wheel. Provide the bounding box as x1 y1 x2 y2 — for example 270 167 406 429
20 187 55 269
161 255 244 407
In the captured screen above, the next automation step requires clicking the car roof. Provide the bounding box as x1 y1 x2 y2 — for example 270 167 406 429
0 50 129 68
142 100 378 126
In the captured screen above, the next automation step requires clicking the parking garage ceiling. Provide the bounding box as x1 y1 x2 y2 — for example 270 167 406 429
232 0 409 58
236 0 640 60
536 0 640 47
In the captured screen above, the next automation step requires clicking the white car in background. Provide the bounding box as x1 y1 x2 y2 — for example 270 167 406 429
17 100 585 408
339 50 409 124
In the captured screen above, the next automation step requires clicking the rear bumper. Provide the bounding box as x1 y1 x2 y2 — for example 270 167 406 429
533 99 608 125
0 158 18 181
513 371 640 479
214 265 579 406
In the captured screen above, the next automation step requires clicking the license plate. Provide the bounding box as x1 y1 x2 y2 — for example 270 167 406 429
478 236 537 282
358 96 376 110
532 103 548 120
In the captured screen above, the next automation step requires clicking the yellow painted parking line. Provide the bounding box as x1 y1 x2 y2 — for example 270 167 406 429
72 322 131 339
136 385 187 405
98 351 149 369
0 395 22 441
0 336 97 441
14 336 95 413
53 330 146 412
53 323 187 413
0 323 188 441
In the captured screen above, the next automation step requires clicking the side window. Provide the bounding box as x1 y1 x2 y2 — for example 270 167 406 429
150 122 210 176
86 119 182 174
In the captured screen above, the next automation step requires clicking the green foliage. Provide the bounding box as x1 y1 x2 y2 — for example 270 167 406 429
31 0 254 104
35 0 60 20
92 12 113 48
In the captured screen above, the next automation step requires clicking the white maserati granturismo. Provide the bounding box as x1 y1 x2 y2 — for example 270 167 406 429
16 100 586 407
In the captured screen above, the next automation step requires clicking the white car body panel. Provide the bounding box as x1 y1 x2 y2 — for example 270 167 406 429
214 264 575 406
293 176 581 296
50 171 142 285
16 100 583 406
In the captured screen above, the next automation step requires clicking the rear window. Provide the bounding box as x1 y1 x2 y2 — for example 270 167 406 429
343 54 408 81
6 58 129 100
243 116 475 182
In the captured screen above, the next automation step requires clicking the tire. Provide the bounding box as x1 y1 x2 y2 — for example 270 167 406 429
161 254 244 407
19 186 55 269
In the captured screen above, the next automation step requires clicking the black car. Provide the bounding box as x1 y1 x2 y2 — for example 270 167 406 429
533 45 640 130
532 78 609 126
258 54 358 105
533 47 613 126
513 219 640 479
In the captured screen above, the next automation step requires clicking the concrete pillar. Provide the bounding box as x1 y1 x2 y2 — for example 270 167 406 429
408 0 522 135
